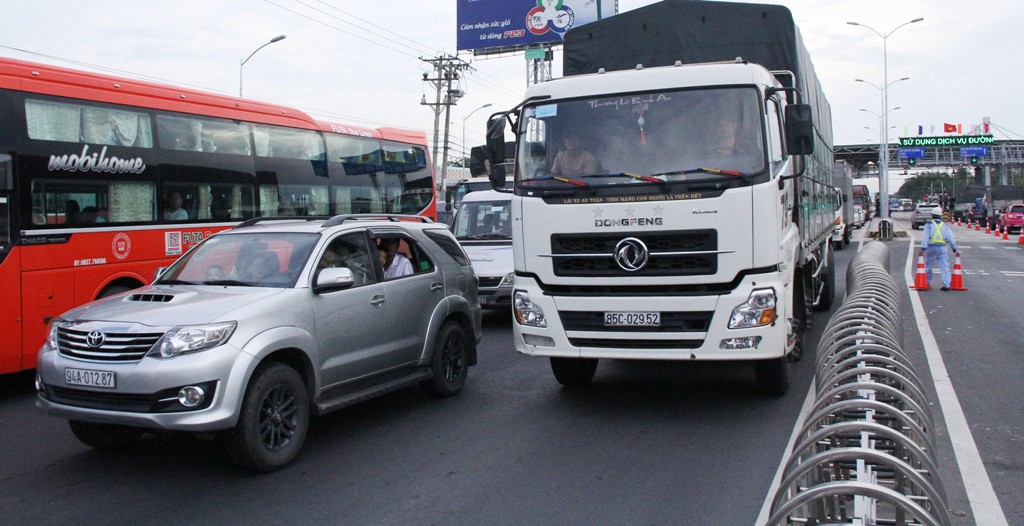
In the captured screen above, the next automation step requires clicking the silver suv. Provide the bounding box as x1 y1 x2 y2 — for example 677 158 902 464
36 215 481 471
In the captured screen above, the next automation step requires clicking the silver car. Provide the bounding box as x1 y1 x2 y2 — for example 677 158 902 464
36 215 481 471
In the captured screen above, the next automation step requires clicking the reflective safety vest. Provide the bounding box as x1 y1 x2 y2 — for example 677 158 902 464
929 220 946 245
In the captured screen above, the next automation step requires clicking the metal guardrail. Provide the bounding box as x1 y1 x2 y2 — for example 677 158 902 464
767 242 952 526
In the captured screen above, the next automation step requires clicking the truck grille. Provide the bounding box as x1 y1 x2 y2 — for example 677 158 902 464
57 327 164 362
550 230 717 277
568 338 702 349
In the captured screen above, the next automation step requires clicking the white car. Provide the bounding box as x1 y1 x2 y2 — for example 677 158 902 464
451 190 514 310
852 205 866 228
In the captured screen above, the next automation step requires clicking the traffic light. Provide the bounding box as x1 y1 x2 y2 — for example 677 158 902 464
970 156 979 164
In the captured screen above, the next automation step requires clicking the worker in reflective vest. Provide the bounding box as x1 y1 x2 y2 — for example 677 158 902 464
920 206 960 291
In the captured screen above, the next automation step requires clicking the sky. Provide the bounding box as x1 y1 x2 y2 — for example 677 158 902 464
4 0 1024 165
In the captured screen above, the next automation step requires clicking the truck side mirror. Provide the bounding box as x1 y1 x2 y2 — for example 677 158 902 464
784 104 814 155
485 116 508 189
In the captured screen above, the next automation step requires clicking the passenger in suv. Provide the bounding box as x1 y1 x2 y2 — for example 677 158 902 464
35 215 481 471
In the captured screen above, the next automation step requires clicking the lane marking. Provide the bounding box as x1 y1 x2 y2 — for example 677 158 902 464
755 380 815 524
904 241 1008 525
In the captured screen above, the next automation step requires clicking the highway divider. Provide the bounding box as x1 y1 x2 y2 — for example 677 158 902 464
766 241 952 526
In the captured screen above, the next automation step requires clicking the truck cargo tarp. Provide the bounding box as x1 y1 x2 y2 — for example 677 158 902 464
563 0 832 146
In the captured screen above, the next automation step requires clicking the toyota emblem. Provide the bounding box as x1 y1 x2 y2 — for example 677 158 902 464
86 330 106 348
614 237 649 272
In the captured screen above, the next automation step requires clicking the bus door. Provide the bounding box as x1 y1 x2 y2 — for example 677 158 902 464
0 153 23 373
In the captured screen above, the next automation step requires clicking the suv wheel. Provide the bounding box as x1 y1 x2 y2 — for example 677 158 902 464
224 363 309 472
69 420 143 449
422 321 469 397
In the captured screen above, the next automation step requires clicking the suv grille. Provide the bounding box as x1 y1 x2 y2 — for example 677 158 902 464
57 327 164 362
551 230 717 277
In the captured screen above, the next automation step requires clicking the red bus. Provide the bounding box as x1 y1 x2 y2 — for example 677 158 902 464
0 57 436 374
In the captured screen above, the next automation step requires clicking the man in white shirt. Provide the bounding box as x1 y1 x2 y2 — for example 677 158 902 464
381 238 413 279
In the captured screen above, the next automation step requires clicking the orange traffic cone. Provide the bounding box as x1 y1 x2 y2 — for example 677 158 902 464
985 223 991 234
975 221 981 231
949 253 968 291
1018 228 1024 245
957 217 962 227
909 254 930 290
995 225 1002 238
1002 227 1009 241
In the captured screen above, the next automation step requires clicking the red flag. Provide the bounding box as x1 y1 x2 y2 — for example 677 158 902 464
957 124 963 134
943 123 956 133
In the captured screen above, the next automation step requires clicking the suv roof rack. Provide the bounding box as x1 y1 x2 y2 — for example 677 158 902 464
321 214 433 228
234 216 329 229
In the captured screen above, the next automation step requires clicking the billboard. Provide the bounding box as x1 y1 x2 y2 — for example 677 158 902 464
457 0 617 54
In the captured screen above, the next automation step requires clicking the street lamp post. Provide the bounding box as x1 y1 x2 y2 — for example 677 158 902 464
240 35 287 98
462 103 493 165
848 17 923 219
860 106 900 179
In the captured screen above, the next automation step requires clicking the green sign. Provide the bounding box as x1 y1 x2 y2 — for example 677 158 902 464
899 135 994 147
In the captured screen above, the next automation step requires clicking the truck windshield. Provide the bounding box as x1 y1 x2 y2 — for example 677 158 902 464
452 199 512 240
515 87 767 192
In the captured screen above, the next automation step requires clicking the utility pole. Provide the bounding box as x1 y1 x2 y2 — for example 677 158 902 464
421 54 472 188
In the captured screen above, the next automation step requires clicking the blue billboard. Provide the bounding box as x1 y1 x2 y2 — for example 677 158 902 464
457 0 617 53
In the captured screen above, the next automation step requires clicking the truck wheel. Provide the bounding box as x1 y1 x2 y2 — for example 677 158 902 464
421 321 469 397
755 357 790 396
69 420 143 450
224 362 309 472
550 357 598 386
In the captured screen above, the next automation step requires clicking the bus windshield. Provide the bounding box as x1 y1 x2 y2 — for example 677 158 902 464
516 87 767 190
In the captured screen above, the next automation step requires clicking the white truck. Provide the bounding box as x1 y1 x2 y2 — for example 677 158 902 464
484 0 836 395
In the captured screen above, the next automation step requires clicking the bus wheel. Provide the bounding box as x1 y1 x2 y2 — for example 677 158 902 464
97 284 136 298
550 357 598 387
69 420 143 450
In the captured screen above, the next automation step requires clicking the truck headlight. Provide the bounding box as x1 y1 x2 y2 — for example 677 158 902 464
152 322 237 358
499 272 515 288
728 288 776 329
513 291 547 328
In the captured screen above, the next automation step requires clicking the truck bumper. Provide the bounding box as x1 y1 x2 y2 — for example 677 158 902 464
511 273 789 361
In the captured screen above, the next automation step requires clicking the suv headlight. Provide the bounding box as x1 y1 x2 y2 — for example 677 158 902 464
498 272 515 288
513 291 547 328
43 320 67 352
152 322 237 358
728 289 776 329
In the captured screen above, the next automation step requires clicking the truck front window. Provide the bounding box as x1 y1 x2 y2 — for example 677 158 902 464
517 87 767 187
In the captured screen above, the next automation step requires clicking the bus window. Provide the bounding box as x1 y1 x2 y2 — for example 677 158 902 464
260 184 329 217
30 179 155 226
325 134 382 175
0 153 10 190
25 98 153 147
156 114 250 154
252 124 325 161
381 141 432 215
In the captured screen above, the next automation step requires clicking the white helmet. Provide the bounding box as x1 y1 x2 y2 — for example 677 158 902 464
931 206 943 218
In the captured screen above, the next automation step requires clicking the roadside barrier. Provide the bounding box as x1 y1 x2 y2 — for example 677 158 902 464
767 242 952 526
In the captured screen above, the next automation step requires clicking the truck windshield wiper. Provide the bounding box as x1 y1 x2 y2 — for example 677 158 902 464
583 172 671 191
652 167 750 183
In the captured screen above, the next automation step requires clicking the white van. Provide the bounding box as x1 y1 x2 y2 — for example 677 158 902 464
450 190 513 310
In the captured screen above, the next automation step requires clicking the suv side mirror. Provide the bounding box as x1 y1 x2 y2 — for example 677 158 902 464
784 104 814 155
314 267 355 293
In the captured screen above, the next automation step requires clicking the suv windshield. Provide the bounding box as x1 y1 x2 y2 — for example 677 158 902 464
515 86 767 192
452 199 512 240
158 232 319 288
